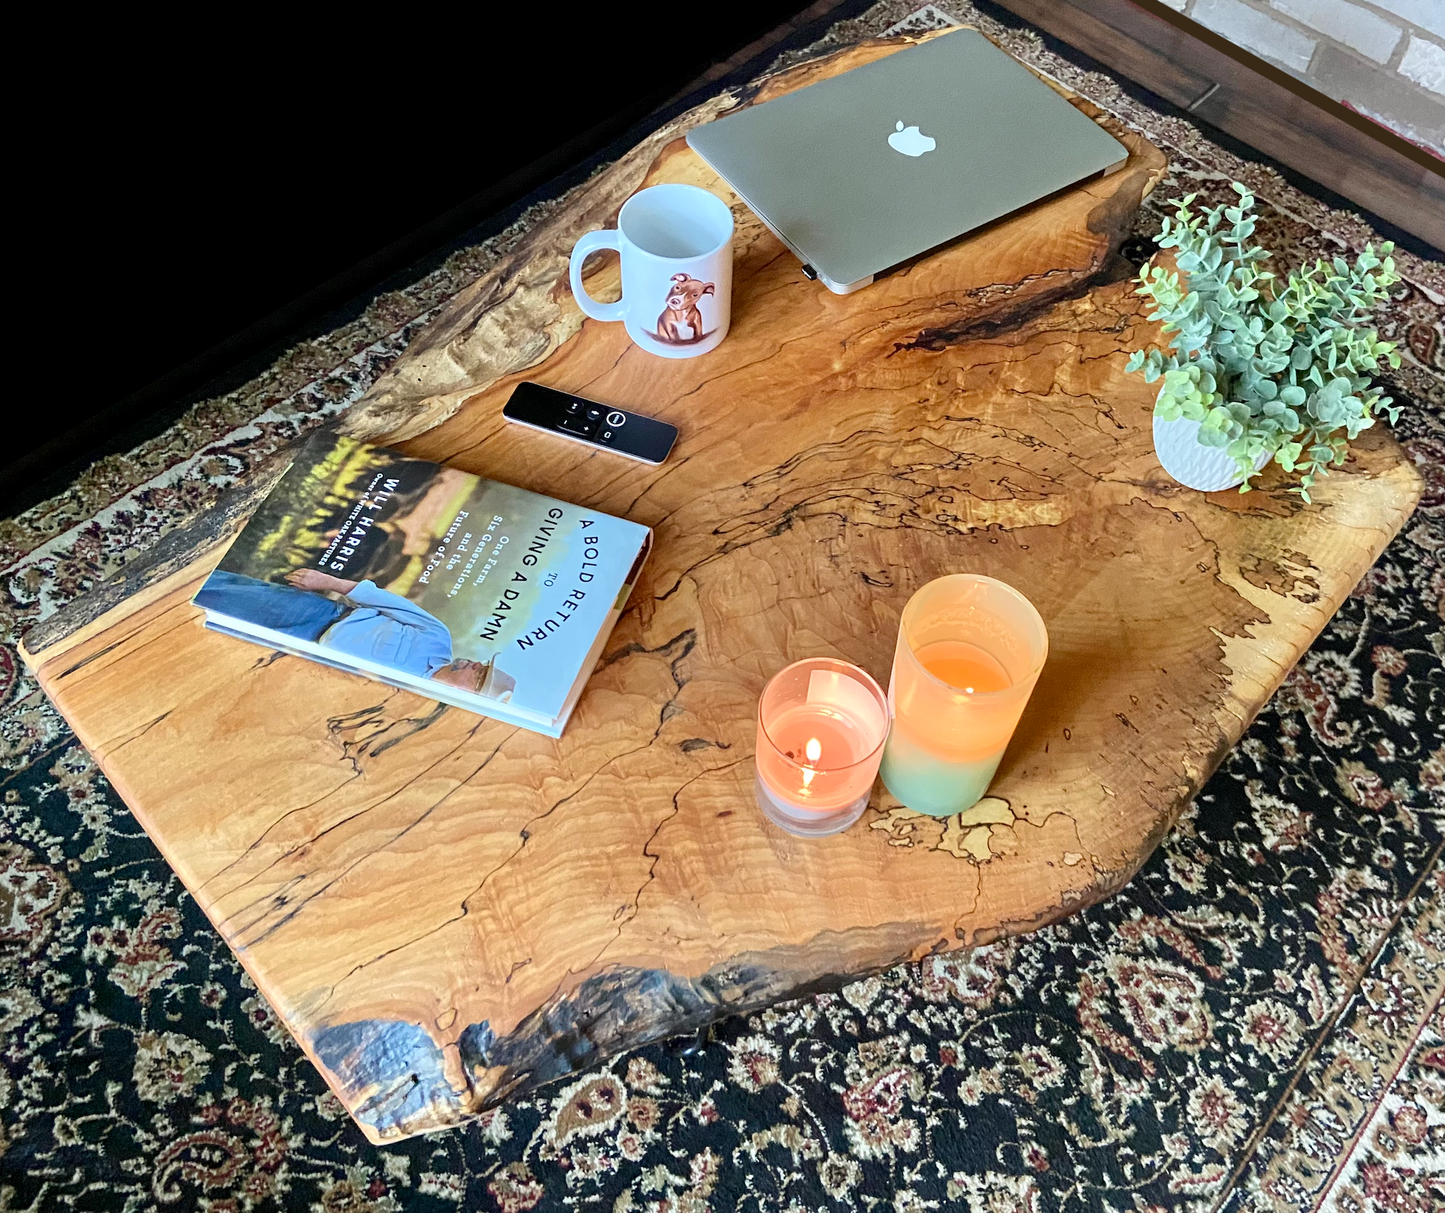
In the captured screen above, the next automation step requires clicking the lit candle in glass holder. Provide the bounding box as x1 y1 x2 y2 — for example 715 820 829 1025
880 575 1048 818
755 658 889 837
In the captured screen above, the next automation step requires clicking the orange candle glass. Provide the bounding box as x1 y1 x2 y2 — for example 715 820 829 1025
755 658 889 837
879 575 1048 817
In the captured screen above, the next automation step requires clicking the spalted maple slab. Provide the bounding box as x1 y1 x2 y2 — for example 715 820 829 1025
21 30 1421 1144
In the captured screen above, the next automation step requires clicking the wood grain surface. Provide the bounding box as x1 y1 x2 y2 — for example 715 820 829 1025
21 29 1422 1143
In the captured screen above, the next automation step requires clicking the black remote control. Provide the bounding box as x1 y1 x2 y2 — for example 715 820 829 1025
502 381 678 465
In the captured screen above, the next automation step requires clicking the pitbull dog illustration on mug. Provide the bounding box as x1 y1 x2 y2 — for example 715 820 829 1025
656 273 715 343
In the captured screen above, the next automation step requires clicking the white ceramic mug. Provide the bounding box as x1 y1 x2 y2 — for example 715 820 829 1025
569 183 734 359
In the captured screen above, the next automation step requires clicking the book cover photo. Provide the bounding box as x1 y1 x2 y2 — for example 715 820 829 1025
193 432 652 735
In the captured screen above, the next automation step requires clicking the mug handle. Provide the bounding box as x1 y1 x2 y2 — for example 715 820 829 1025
568 230 627 322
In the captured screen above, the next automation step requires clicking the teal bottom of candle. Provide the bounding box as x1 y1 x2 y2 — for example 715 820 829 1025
879 731 1004 818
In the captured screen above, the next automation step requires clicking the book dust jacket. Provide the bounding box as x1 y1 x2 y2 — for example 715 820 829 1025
194 432 652 733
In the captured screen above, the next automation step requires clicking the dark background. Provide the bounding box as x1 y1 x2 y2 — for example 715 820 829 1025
7 3 830 516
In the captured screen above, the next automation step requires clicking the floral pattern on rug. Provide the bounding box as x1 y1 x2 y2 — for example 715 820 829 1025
2 3 1443 1211
1231 867 1445 1212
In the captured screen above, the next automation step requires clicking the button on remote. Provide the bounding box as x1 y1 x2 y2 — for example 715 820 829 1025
600 429 616 443
605 410 626 428
559 415 598 436
585 406 604 421
564 400 583 415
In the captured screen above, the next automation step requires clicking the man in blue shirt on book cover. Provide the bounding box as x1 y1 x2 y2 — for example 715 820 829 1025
196 568 516 700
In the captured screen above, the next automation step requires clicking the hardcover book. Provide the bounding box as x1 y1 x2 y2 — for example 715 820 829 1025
193 431 653 737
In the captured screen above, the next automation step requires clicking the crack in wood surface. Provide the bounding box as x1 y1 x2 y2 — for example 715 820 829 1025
199 707 495 900
224 732 508 947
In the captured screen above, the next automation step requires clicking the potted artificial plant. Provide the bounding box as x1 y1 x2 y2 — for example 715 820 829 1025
1127 183 1402 498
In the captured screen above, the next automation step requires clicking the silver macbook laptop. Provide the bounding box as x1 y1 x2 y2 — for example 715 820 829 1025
687 29 1129 294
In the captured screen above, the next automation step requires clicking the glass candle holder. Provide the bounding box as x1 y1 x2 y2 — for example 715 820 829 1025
755 658 889 837
879 575 1048 818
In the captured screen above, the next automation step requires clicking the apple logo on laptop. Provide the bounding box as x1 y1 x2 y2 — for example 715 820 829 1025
888 120 937 157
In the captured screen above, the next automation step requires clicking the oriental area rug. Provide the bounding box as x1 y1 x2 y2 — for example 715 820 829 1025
2 3 1443 1210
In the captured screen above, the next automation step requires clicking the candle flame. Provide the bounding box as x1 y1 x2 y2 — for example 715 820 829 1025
801 737 822 789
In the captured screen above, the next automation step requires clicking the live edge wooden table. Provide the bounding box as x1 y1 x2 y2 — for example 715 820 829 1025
21 30 1423 1144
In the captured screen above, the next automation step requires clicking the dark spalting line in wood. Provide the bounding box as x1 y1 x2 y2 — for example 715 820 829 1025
308 923 934 1141
326 698 454 764
219 730 509 943
899 255 1138 354
192 717 497 910
102 710 176 757
54 636 131 679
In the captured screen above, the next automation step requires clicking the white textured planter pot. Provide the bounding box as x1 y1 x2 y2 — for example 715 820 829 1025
1153 415 1270 492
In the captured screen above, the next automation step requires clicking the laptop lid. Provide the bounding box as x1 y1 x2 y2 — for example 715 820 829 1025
687 29 1128 290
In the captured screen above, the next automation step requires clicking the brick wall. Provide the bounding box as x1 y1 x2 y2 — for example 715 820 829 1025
1163 0 1445 152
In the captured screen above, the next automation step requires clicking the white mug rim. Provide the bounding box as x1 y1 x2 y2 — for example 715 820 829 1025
617 183 734 264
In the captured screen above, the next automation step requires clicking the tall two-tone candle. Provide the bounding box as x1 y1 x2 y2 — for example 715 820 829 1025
879 575 1048 817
